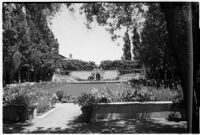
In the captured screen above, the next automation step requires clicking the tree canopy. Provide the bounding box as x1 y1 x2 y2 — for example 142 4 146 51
79 3 177 80
3 3 62 84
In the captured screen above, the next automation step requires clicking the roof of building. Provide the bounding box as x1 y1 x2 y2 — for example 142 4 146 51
59 54 77 61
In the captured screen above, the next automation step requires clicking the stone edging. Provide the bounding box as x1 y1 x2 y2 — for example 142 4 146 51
98 101 173 105
37 107 57 119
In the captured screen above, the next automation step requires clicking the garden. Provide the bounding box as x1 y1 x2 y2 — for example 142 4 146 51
3 79 184 123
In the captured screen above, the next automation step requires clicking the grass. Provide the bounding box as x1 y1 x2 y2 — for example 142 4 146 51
48 82 132 97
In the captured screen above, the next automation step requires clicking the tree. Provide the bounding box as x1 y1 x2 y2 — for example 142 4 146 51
79 3 176 80
132 28 141 60
78 3 199 132
3 3 61 84
139 3 174 80
100 60 140 73
122 30 132 60
60 60 97 71
3 3 31 84
160 3 199 132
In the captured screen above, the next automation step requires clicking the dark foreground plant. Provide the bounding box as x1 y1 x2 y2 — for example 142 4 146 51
77 93 98 107
3 82 55 114
56 90 64 102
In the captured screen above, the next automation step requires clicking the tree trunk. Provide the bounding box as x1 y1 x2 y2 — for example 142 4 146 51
27 70 30 82
34 71 37 82
18 70 21 84
161 3 194 133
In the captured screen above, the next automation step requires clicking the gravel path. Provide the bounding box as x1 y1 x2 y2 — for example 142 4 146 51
23 103 82 132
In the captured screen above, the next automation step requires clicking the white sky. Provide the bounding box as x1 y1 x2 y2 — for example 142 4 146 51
49 4 124 65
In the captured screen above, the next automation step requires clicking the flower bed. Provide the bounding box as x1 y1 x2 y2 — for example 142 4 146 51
77 81 184 122
3 82 72 122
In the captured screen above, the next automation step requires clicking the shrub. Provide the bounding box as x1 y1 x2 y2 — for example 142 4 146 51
56 90 64 101
91 87 136 103
168 112 183 121
3 86 37 109
129 79 181 89
120 90 136 102
3 83 54 114
89 84 182 103
77 93 98 107
61 94 75 103
172 84 184 104
87 76 94 80
133 86 155 101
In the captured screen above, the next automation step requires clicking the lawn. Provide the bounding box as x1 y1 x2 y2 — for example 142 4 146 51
53 82 132 97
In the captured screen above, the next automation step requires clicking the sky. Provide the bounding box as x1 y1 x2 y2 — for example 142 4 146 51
49 4 124 65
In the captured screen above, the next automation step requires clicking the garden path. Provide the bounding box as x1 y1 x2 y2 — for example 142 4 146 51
23 103 82 132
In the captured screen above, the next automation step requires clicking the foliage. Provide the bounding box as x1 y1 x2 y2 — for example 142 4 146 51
87 76 94 80
79 3 180 81
77 93 98 107
139 3 178 80
3 3 61 84
168 112 183 122
129 79 181 89
129 79 184 102
3 86 37 108
80 3 146 40
100 60 141 71
132 28 141 60
133 86 155 101
61 94 75 103
171 85 184 104
56 90 64 101
91 87 135 102
3 82 64 114
122 31 132 60
60 60 97 71
88 82 183 103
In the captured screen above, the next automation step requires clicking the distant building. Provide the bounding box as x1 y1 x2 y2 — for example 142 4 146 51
59 54 77 61
53 55 145 82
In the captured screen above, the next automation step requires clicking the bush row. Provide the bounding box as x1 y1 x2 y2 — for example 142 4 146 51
77 83 184 107
3 82 72 114
128 79 181 89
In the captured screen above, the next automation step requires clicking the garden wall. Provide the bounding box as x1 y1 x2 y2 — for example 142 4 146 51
70 71 91 80
103 70 119 80
119 73 145 81
69 70 119 80
52 73 78 82
92 101 186 121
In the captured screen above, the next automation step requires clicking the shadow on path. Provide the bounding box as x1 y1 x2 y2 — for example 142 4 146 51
3 121 33 133
24 117 187 133
3 103 187 134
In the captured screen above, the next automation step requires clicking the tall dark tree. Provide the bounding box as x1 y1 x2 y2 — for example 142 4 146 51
122 31 132 60
132 28 141 60
160 2 199 132
3 3 61 84
140 3 175 80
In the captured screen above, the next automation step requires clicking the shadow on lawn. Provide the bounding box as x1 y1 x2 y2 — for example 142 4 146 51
16 117 187 134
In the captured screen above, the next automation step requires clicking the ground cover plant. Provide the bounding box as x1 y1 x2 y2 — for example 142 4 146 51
77 79 184 108
3 79 184 114
3 82 71 114
76 81 184 123
3 82 131 112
